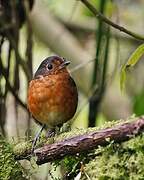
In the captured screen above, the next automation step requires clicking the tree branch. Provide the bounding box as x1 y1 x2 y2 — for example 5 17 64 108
80 0 144 42
60 17 140 45
14 116 144 165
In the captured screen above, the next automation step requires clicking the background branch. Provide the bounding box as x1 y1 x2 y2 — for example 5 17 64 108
80 0 144 41
0 60 27 110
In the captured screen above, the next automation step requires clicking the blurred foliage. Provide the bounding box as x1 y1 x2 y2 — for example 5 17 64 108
133 90 144 116
0 0 34 35
0 0 34 137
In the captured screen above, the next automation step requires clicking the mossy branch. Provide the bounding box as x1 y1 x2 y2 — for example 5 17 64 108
14 116 144 165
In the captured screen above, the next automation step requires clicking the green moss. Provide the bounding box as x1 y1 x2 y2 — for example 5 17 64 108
0 135 27 180
82 134 144 180
13 141 31 155
51 116 144 179
13 116 144 179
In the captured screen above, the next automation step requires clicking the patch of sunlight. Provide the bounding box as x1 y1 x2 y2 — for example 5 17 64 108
72 104 106 129
72 103 88 129
96 113 106 127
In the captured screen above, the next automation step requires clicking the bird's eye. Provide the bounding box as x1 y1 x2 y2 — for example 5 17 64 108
47 63 53 70
63 57 66 61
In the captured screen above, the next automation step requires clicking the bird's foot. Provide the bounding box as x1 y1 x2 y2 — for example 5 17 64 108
46 128 56 138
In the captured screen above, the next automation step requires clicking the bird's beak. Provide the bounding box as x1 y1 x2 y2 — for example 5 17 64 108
59 60 70 70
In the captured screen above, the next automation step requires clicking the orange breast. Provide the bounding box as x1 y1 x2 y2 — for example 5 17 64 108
27 72 78 127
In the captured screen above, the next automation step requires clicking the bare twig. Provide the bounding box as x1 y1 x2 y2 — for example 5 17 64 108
59 17 140 45
80 0 144 41
70 58 94 73
14 117 144 165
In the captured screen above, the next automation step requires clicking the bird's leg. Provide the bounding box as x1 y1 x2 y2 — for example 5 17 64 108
32 124 46 153
45 126 62 142
46 128 56 138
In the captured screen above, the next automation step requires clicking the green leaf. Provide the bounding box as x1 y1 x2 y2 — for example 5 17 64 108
120 68 126 92
120 44 144 91
126 43 144 67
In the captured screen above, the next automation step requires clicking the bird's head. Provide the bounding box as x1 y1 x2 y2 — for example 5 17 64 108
34 56 70 79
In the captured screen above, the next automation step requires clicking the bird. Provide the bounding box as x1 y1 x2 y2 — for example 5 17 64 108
27 55 78 150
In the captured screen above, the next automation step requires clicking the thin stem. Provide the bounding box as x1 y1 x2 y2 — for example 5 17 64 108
24 0 33 138
101 26 110 92
88 0 106 127
0 60 27 110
